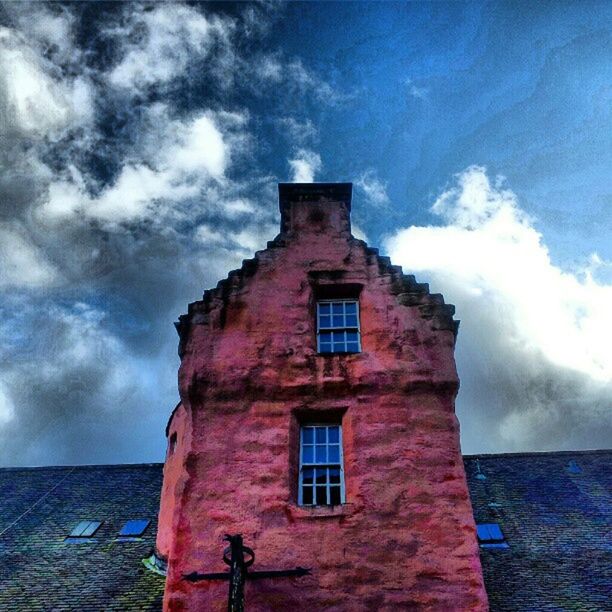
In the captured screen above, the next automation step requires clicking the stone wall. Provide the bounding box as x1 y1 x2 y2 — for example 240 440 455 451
158 184 488 610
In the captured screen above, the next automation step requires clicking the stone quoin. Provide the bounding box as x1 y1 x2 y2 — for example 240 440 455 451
157 183 489 610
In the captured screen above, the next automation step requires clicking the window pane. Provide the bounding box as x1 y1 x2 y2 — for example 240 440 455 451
332 303 344 314
318 303 330 314
82 521 101 537
345 302 357 314
329 468 341 483
332 315 344 327
299 424 344 507
319 332 332 343
315 446 327 462
319 343 332 353
319 315 331 328
477 523 505 542
119 519 150 537
70 521 91 537
302 446 314 463
70 520 101 537
333 342 347 352
346 342 359 352
332 331 344 342
345 314 358 327
346 331 359 342
328 446 340 462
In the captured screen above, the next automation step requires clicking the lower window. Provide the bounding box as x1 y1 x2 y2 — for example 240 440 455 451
298 424 345 506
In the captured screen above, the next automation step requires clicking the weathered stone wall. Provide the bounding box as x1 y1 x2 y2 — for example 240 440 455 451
157 401 190 559
159 184 488 610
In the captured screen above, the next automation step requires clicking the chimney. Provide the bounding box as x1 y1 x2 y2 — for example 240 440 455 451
278 183 352 237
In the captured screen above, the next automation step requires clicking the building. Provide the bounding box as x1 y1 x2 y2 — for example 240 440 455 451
159 182 486 609
0 184 610 610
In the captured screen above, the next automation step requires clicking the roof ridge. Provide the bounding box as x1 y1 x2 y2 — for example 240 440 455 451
2 450 611 471
463 448 612 459
0 462 165 471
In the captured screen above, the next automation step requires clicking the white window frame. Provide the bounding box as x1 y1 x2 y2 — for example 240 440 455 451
298 424 346 506
316 299 361 354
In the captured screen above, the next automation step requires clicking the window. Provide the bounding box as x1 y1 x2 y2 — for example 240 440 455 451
477 523 509 549
169 432 177 455
118 519 150 538
317 300 361 354
65 520 101 542
298 424 345 506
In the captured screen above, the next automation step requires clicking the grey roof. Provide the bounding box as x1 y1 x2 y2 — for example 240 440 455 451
464 450 612 611
0 450 610 610
0 464 164 611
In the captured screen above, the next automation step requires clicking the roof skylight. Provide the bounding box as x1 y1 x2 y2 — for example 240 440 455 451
65 520 102 541
118 519 151 538
477 523 509 549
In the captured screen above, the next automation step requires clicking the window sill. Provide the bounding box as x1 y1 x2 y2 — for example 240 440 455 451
317 352 362 357
286 503 355 520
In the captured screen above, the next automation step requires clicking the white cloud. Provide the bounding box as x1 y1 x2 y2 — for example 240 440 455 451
10 4 77 64
288 59 345 105
355 170 390 207
386 166 612 451
249 54 346 107
41 108 238 224
0 381 14 425
108 4 233 91
0 25 92 137
289 149 322 183
351 224 369 242
279 117 318 146
0 222 60 288
256 55 283 82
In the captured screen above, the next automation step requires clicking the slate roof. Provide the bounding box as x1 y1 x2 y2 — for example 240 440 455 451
0 464 165 611
0 451 610 611
464 450 612 611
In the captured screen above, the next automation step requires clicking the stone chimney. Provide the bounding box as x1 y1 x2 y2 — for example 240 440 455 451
278 183 352 237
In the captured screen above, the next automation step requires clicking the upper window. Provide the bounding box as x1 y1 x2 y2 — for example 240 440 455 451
476 523 509 549
317 300 361 354
298 424 345 506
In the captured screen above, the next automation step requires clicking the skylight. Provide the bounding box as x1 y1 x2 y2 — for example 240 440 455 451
477 523 509 549
66 520 101 541
118 519 150 538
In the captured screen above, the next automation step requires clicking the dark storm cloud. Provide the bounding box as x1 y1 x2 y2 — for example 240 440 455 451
0 1 341 466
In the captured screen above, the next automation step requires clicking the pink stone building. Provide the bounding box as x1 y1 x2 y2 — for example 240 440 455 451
157 183 488 610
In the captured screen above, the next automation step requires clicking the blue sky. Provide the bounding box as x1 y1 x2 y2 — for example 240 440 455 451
0 1 610 466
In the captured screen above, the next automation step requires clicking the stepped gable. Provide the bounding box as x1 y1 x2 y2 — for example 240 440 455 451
175 185 458 357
